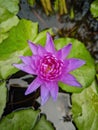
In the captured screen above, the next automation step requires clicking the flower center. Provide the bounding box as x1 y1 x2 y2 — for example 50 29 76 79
39 54 63 81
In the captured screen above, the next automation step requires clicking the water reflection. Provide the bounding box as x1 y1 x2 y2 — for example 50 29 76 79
38 93 76 130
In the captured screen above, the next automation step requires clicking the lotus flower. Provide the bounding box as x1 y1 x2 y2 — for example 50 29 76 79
13 33 85 105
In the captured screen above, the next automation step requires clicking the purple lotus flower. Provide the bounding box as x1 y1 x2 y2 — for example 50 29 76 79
13 33 85 105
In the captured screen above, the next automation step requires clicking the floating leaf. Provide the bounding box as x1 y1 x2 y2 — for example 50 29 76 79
0 109 55 130
0 19 38 79
0 0 19 22
90 0 98 19
72 81 98 130
0 19 52 79
33 115 54 130
0 109 39 130
54 38 95 92
0 16 19 43
0 0 19 43
0 82 7 118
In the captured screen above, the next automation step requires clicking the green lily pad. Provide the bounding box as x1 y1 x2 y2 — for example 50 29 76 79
0 82 7 118
90 0 98 19
0 0 19 43
0 19 52 80
0 0 19 22
33 115 54 130
54 38 95 92
0 109 55 130
0 19 38 79
0 16 19 43
0 33 8 44
72 81 98 130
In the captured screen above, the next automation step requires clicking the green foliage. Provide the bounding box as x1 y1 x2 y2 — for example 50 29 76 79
72 81 98 130
0 16 19 43
90 0 98 19
0 19 37 79
0 19 52 79
27 0 36 7
0 0 19 22
0 0 19 43
33 115 54 130
0 109 54 130
0 82 7 118
54 38 96 92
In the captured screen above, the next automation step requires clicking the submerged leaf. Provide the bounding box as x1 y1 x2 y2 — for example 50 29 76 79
72 81 98 130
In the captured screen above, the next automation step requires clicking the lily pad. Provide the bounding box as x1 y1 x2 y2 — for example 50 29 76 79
0 109 55 130
0 19 38 79
0 19 52 79
0 0 19 43
90 0 98 19
0 0 19 22
33 115 54 130
72 81 98 130
0 16 19 43
54 38 95 92
0 82 7 118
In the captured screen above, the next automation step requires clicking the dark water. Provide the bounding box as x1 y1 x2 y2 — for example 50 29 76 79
3 0 98 130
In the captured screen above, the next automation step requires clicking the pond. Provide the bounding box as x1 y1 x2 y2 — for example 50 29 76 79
0 0 98 130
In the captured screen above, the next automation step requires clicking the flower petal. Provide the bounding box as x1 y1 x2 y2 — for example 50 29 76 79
65 58 85 72
45 81 58 101
13 63 36 74
41 84 50 105
56 44 72 59
25 77 42 95
20 56 37 71
28 40 38 55
37 44 46 56
45 33 56 53
60 73 82 87
31 55 40 67
28 40 46 56
20 56 32 65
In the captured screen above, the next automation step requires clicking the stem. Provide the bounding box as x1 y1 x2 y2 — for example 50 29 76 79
59 0 68 15
63 0 68 14
46 0 52 12
40 0 52 15
70 6 75 19
54 0 59 12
